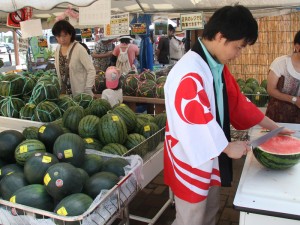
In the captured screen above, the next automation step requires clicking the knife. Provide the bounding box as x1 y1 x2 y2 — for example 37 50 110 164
249 126 285 149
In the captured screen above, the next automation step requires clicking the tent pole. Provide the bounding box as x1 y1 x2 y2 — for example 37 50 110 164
13 29 20 66
135 0 145 13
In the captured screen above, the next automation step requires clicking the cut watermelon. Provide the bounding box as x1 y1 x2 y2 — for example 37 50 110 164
253 136 300 170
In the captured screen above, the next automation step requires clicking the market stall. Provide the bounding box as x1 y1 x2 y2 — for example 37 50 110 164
234 123 300 225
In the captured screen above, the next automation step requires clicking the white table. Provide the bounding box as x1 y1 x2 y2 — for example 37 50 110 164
234 123 300 225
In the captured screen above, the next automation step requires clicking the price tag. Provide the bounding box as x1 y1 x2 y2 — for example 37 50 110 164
20 145 28 153
120 104 126 107
112 116 119 121
10 196 16 203
144 125 151 132
39 126 46 133
42 156 52 163
85 138 94 144
57 207 68 216
44 173 51 186
64 149 73 158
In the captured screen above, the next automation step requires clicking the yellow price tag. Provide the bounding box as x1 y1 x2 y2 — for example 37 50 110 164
64 149 73 158
42 156 52 163
0 169 2 175
28 104 35 108
10 196 16 203
120 104 126 107
44 173 51 186
39 126 46 133
255 95 260 101
144 125 151 132
85 138 94 144
57 207 68 216
112 116 119 121
20 145 28 153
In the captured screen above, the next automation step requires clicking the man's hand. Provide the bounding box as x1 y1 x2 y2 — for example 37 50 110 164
223 141 251 159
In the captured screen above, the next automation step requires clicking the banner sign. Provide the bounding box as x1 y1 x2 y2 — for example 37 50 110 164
7 7 32 28
105 13 129 36
81 28 92 39
153 16 168 35
131 23 147 35
180 12 204 30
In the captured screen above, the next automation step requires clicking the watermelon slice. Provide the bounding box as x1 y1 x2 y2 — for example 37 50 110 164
253 136 300 170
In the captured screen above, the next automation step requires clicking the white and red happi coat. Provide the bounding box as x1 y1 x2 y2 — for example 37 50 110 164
164 50 264 203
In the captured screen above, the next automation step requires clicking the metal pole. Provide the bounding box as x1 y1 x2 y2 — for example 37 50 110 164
13 29 20 65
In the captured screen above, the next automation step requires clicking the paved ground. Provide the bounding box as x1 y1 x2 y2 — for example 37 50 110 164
120 156 246 225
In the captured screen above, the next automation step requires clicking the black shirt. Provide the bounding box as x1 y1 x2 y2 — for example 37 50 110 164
157 37 169 64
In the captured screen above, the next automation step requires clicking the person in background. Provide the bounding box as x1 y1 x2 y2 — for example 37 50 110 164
79 42 91 55
111 36 139 75
155 26 171 65
101 66 123 107
92 36 116 72
164 5 294 225
265 30 300 123
168 24 185 64
52 20 96 97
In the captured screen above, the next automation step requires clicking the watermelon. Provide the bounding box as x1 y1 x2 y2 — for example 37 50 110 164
252 86 268 107
22 126 39 139
19 103 36 120
136 80 157 98
73 93 93 109
0 164 23 180
139 71 156 81
57 95 78 113
84 171 119 199
102 158 129 177
54 193 93 216
253 136 300 170
89 98 111 118
34 101 62 122
260 79 267 89
37 74 60 87
22 76 36 96
92 71 106 94
98 113 128 145
38 124 64 153
24 152 59 184
156 76 167 84
154 112 167 129
77 168 89 186
137 114 155 123
156 83 165 99
83 138 103 151
29 81 60 105
122 74 139 96
101 143 128 156
0 172 28 200
0 130 25 162
53 133 85 167
112 104 137 133
44 163 83 200
78 115 100 138
124 133 147 156
10 184 54 211
80 154 104 176
139 122 160 150
246 77 259 86
0 74 25 97
15 139 47 166
62 105 85 133
0 97 25 118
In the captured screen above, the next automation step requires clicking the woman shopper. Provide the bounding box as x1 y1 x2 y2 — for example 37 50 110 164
52 20 96 97
163 5 294 225
265 30 300 123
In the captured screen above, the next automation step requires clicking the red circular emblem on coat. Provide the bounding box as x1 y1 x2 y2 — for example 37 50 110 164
175 73 213 124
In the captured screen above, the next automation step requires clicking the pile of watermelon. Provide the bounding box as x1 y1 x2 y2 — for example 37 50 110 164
236 77 269 107
0 101 167 218
116 70 166 99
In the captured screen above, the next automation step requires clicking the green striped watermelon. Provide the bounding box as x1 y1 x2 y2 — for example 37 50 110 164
22 126 39 139
156 83 165 99
102 158 129 177
0 97 25 118
136 80 156 98
101 143 128 156
29 81 60 105
0 164 23 180
154 112 167 129
92 71 106 94
122 74 139 96
80 154 103 176
22 76 36 96
34 101 62 122
98 113 128 145
38 124 64 153
62 105 85 133
90 98 112 118
124 133 148 156
15 139 46 166
112 104 137 132
0 172 28 200
253 136 300 170
0 74 25 97
57 95 78 113
73 93 93 109
83 138 103 151
156 76 167 84
139 122 160 150
78 115 100 138
139 71 156 81
19 103 36 120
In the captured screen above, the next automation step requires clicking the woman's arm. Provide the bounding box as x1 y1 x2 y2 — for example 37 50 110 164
92 51 112 59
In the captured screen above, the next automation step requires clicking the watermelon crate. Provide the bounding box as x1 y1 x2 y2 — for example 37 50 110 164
0 150 143 225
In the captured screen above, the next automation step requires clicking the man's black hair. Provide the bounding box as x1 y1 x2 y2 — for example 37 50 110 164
120 38 131 44
202 5 258 45
52 20 76 42
294 30 300 45
168 24 175 32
